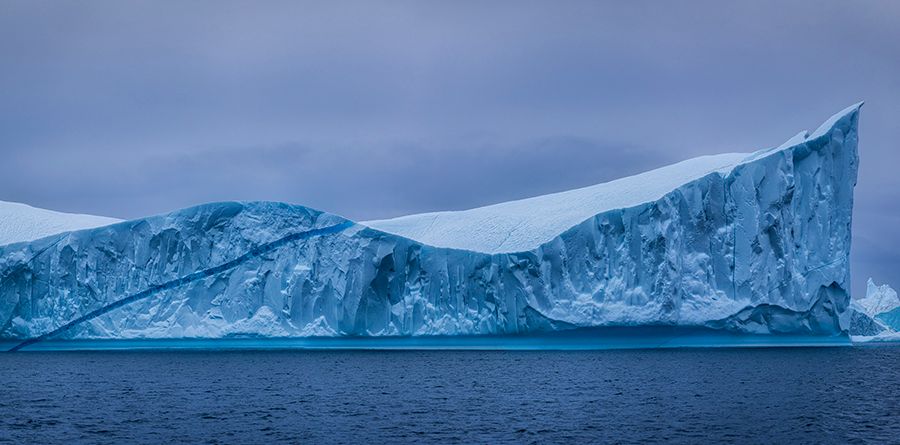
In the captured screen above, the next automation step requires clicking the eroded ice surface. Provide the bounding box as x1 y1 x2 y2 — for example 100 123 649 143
854 278 900 319
0 200 121 247
850 278 900 340
0 104 862 347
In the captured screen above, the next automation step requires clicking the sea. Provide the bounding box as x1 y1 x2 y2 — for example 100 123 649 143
1 345 897 444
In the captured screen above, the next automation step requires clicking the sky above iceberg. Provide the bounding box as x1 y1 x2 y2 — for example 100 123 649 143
1 0 898 295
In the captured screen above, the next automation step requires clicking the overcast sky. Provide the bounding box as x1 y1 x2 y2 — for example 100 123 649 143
1 0 898 296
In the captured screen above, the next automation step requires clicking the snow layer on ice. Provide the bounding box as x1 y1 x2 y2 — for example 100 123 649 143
0 200 121 247
363 153 746 253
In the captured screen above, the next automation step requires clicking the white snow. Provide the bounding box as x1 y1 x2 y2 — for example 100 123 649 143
809 102 865 140
363 152 765 253
0 200 121 246
364 153 749 253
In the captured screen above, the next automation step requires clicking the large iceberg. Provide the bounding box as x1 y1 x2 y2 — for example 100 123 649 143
0 104 862 349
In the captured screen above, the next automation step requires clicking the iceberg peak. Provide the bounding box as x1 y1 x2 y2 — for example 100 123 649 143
808 101 864 140
855 278 900 318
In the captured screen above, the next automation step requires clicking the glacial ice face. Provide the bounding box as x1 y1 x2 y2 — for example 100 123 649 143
0 105 861 343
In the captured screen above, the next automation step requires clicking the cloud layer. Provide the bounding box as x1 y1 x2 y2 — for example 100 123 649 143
2 0 898 296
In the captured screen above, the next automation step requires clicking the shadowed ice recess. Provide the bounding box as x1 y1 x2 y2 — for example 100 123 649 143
0 104 864 350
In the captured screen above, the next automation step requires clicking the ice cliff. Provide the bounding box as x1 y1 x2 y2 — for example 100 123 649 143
0 104 861 346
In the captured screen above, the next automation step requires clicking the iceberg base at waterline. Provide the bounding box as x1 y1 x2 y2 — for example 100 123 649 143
0 326 851 352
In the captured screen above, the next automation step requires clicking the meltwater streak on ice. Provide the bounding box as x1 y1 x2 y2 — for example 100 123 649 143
8 221 353 352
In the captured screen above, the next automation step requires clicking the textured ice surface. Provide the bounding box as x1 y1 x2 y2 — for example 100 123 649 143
853 278 899 319
850 279 900 339
363 152 748 253
0 105 862 346
0 201 120 247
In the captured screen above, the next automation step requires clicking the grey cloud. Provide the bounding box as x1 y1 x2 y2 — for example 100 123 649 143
1 0 898 297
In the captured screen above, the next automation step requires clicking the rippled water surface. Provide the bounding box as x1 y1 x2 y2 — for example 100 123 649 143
1 346 898 444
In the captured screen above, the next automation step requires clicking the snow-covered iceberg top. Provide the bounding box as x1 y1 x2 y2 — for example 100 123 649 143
364 103 863 254
0 200 121 247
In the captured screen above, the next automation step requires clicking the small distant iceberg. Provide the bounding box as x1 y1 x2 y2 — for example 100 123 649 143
850 279 900 342
0 105 863 350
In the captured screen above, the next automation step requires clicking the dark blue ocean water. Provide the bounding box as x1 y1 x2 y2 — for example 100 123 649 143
1 346 897 444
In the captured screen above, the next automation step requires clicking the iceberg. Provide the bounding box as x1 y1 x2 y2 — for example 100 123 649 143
0 104 862 350
849 278 900 339
853 278 900 319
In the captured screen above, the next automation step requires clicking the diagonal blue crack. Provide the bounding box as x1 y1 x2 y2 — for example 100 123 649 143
8 220 354 352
